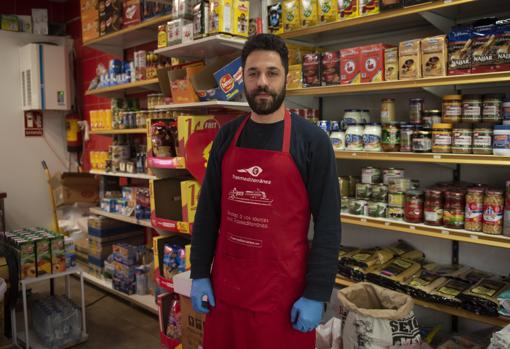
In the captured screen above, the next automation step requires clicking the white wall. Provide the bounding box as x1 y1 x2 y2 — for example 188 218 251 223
0 31 72 230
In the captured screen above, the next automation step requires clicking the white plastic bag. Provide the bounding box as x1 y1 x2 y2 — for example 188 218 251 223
316 317 342 349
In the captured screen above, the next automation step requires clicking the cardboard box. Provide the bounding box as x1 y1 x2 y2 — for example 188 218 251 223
318 0 338 23
360 0 379 16
232 0 250 37
495 19 510 72
167 18 192 45
81 0 98 11
183 22 194 43
18 15 33 33
361 44 393 83
81 8 99 42
421 35 447 77
152 234 191 283
268 2 283 34
287 43 316 65
210 0 247 35
173 0 194 19
385 47 399 81
1 15 20 32
180 180 201 223
399 39 422 80
173 270 192 297
283 0 300 32
50 235 66 273
302 53 321 87
158 293 182 349
300 0 318 28
213 57 243 101
141 0 172 21
472 21 498 74
193 1 209 38
18 240 36 279
339 0 358 20
35 237 52 276
168 63 205 103
340 47 361 84
123 0 141 27
50 172 99 207
448 25 473 75
32 9 48 35
287 64 303 89
190 55 241 101
177 115 234 153
180 295 206 349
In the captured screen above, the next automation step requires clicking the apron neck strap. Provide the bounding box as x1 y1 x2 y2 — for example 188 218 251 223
232 109 292 154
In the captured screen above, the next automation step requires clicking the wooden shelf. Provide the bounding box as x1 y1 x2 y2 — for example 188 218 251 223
85 78 160 98
89 207 152 228
155 35 246 59
341 213 510 249
90 128 147 135
335 276 510 328
90 169 159 180
287 71 510 97
81 269 158 315
83 14 174 55
155 101 250 112
335 151 510 166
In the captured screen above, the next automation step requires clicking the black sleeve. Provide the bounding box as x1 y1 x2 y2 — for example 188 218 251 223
190 129 225 279
303 131 341 302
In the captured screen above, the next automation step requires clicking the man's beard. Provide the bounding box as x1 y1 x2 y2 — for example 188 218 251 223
245 85 286 115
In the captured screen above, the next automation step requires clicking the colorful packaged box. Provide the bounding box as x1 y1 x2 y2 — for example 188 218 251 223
141 0 172 21
35 237 52 276
168 62 204 103
318 0 338 23
495 19 510 72
339 0 358 20
321 51 340 85
268 2 283 34
300 0 318 27
172 0 194 19
123 0 141 27
193 0 209 38
182 22 194 43
50 235 66 273
385 47 399 81
421 35 447 77
232 0 250 37
360 0 379 16
181 180 201 223
112 243 138 265
18 239 37 279
213 57 244 101
287 64 303 89
283 0 301 32
340 47 362 84
302 53 321 87
81 8 99 41
167 18 192 45
361 44 394 83
177 115 234 152
399 39 422 80
448 25 473 75
471 20 498 74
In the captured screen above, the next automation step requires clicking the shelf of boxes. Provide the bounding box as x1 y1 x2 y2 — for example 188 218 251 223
336 276 510 328
81 268 158 315
89 169 160 180
154 35 246 59
83 14 175 54
89 207 152 229
155 101 250 112
287 71 510 97
90 128 147 135
341 213 510 249
85 78 160 98
334 151 510 166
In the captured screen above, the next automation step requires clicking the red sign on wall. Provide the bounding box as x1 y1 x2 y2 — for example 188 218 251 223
24 111 44 137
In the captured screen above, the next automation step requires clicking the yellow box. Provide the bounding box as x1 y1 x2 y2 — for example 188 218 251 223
209 0 232 35
180 180 201 223
287 64 303 89
283 0 301 32
360 0 379 16
318 0 338 23
300 0 318 27
339 0 359 20
232 0 250 37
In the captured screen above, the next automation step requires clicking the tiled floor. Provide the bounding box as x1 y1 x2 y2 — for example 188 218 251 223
17 276 160 349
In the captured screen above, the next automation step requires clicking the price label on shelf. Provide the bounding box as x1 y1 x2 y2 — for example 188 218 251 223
433 155 442 159
409 225 416 230
361 218 367 223
470 235 479 240
385 222 391 226
441 230 450 235
177 221 190 233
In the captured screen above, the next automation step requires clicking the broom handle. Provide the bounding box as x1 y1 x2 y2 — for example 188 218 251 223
42 161 60 233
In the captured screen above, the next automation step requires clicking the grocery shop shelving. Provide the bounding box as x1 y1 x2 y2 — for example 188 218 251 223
155 35 246 59
335 151 510 166
287 71 510 97
341 213 510 249
85 78 160 98
89 207 152 228
81 268 158 315
155 100 250 112
279 0 508 45
90 128 147 135
335 276 510 328
89 169 159 180
83 14 174 55
147 156 187 170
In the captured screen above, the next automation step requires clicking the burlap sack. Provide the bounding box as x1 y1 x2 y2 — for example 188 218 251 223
338 283 421 349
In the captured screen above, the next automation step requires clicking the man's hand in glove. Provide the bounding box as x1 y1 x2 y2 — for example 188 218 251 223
191 278 215 314
291 297 324 333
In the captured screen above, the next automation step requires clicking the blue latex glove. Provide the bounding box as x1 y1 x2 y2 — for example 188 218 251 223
191 278 215 314
291 297 324 333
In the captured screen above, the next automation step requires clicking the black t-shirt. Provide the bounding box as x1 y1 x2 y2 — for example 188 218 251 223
190 113 341 302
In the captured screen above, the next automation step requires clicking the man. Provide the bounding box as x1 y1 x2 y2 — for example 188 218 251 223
190 34 340 349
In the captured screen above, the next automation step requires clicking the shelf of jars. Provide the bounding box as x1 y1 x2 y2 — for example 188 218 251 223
85 78 160 97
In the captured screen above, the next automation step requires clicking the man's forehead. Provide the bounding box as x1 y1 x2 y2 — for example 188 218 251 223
245 50 283 68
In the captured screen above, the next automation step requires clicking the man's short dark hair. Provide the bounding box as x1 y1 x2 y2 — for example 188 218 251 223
241 34 289 74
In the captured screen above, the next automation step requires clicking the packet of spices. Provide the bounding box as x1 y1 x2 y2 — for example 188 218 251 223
495 18 510 71
460 278 510 316
302 53 321 87
387 240 425 261
366 257 421 290
448 25 473 75
430 278 472 306
471 18 498 74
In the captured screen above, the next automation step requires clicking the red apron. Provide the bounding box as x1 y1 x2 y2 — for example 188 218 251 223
204 110 315 349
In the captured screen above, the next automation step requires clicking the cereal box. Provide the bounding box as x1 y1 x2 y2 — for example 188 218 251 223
300 0 318 28
268 2 283 34
385 47 399 81
50 235 66 273
18 239 36 279
321 51 340 85
233 0 250 37
399 39 422 80
340 47 361 84
283 0 301 32
421 35 447 77
339 0 358 20
35 237 52 276
360 0 379 16
361 44 394 83
302 53 321 87
318 0 338 23
448 26 473 75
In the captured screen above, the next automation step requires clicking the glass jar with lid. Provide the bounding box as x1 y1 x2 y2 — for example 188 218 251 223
404 190 424 223
432 123 453 153
423 110 442 129
409 98 424 125
462 94 482 123
363 123 382 152
472 123 494 155
400 124 415 152
412 129 432 153
345 124 364 151
382 122 400 152
482 94 505 123
424 188 444 226
452 123 473 154
483 189 504 235
444 190 465 229
381 98 396 124
442 95 462 123
465 187 484 232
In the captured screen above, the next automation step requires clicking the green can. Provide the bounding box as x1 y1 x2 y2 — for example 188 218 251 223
371 184 388 202
388 192 405 207
368 201 388 218
356 183 372 200
349 199 368 216
339 177 350 197
341 196 350 212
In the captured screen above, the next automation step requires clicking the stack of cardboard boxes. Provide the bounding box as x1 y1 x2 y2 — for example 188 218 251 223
81 0 99 41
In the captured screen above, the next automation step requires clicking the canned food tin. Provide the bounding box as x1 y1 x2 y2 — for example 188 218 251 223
349 200 368 216
338 177 350 197
371 184 388 202
348 176 360 197
361 167 382 184
356 183 372 200
388 178 412 193
368 201 388 218
387 206 405 220
341 196 350 212
383 168 405 185
388 192 405 207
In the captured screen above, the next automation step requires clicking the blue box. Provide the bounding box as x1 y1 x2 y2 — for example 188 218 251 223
213 57 244 101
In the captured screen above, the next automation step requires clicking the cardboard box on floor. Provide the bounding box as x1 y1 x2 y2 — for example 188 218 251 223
49 172 99 207
157 292 182 349
180 295 205 349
